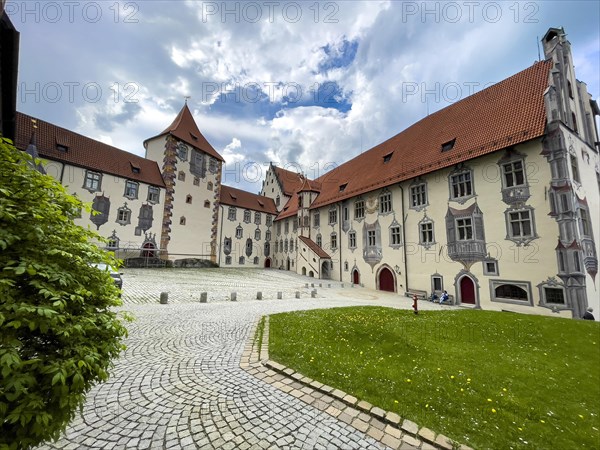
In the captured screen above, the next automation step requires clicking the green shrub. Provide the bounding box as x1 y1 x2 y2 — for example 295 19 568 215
0 139 129 449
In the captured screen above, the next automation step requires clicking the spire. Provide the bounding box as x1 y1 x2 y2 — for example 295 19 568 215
145 103 224 162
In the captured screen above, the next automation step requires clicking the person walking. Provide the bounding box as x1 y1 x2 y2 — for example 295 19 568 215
582 307 595 320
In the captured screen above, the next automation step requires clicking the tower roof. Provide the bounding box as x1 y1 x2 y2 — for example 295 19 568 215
145 103 224 162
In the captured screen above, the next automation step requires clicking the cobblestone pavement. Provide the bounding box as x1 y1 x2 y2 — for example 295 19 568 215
37 269 456 450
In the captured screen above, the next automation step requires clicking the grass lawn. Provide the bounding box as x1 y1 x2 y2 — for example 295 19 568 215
269 307 600 449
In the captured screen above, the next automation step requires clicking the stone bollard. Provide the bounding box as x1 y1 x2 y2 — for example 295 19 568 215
319 283 322 288
311 283 314 288
277 292 282 299
311 290 317 298
231 292 237 302
305 283 309 288
328 283 332 288
200 292 207 303
257 292 262 300
351 283 355 288
295 291 300 299
341 283 345 288
160 292 168 304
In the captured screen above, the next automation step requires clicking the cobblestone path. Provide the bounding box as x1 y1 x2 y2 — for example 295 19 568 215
37 269 452 449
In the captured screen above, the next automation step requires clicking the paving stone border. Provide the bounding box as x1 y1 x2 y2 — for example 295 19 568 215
241 316 474 450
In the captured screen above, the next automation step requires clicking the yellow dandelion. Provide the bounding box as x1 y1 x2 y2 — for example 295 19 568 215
540 420 545 423
437 368 441 371
487 398 492 402
394 400 399 404
492 408 497 413
579 414 584 419
425 404 429 408
518 427 523 431
502 388 507 392
467 378 471 382
450 375 455 379
460 388 464 392
406 379 412 383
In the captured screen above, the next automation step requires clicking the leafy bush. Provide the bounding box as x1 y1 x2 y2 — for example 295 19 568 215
0 139 129 449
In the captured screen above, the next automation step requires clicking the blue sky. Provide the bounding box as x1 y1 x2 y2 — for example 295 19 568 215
9 1 600 193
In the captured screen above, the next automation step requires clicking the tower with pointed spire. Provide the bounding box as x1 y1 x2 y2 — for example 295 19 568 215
144 103 224 262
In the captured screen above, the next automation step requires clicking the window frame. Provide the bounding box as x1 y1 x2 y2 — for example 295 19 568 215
354 199 365 220
505 206 537 244
379 190 393 215
490 280 533 306
147 186 160 204
449 168 475 202
410 182 428 209
83 170 102 192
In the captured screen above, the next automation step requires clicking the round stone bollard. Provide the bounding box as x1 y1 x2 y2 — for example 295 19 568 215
305 283 309 288
319 283 322 288
257 292 262 300
200 292 207 303
328 283 332 288
341 283 345 288
295 291 301 299
277 292 283 299
160 292 168 304
311 283 315 288
231 292 237 302
311 290 317 298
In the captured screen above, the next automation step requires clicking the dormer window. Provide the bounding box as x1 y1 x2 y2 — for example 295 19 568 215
339 183 348 192
56 144 68 152
130 162 141 174
190 132 199 141
383 152 393 163
441 139 456 152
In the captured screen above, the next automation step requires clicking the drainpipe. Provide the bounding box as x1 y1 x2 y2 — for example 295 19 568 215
338 202 343 282
218 204 224 266
399 185 408 293
59 162 65 184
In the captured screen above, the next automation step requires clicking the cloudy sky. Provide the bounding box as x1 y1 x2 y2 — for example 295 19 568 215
10 1 600 193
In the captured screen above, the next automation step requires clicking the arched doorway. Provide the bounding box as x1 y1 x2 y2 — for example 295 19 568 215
459 276 476 304
302 267 306 276
352 269 360 285
377 266 395 292
321 260 330 279
141 242 156 258
264 258 271 268
309 271 314 278
286 258 291 271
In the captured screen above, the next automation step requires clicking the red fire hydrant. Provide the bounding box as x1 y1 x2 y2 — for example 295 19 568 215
412 293 418 315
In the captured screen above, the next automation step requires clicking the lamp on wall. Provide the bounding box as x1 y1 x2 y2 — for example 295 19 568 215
394 265 401 274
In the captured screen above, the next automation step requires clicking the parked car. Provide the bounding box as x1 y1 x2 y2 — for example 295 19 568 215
91 263 123 291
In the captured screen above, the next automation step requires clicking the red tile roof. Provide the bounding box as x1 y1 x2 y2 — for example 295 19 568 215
220 185 277 214
298 235 331 259
14 112 165 188
275 195 299 221
310 60 553 209
273 165 306 196
144 104 224 162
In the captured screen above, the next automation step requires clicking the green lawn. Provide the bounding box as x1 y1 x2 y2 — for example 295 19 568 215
269 307 600 449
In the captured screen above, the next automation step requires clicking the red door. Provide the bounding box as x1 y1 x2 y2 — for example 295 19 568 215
460 276 476 304
378 268 395 292
352 270 360 285
264 258 271 268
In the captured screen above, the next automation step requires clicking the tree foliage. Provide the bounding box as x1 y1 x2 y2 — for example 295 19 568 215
0 139 129 449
